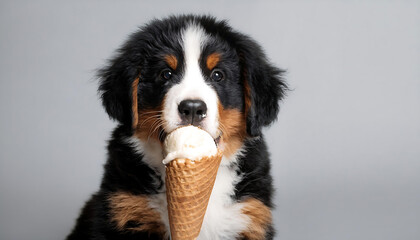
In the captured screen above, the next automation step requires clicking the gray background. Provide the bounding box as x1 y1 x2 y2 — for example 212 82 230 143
1 0 419 239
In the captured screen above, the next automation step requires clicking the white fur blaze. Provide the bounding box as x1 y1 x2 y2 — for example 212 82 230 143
162 24 220 138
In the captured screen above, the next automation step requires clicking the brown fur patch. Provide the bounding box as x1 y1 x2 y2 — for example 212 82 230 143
218 103 247 158
132 78 139 129
165 55 178 70
243 79 252 118
240 198 272 240
108 191 166 236
206 53 220 70
134 105 165 143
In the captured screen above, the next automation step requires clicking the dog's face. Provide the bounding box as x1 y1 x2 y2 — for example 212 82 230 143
99 15 286 157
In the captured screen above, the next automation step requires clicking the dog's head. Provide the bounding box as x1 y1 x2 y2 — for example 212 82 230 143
99 15 287 156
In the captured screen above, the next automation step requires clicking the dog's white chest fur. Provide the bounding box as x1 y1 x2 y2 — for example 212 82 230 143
196 163 249 240
132 138 249 239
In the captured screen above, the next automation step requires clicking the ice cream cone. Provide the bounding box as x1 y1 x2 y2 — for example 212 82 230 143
165 150 223 240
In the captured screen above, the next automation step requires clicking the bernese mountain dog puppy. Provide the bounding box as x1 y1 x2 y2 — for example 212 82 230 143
67 15 287 240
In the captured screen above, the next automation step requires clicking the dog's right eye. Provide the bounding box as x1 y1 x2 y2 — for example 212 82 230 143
161 69 172 80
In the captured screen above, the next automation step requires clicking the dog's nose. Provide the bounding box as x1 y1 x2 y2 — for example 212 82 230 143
178 99 207 126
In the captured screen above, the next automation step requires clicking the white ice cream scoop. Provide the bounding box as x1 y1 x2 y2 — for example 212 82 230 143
162 126 218 165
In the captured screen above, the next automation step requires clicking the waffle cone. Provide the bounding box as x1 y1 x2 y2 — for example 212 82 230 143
165 150 223 240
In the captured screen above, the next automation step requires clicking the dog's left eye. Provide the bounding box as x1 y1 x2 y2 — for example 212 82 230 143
210 69 224 82
161 69 172 80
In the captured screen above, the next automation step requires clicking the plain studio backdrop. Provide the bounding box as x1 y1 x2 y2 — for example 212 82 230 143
1 0 419 239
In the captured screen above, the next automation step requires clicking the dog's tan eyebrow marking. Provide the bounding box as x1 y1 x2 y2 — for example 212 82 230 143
164 54 178 70
206 53 221 70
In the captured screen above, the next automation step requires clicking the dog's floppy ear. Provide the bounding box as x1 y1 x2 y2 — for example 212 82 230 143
98 50 140 129
236 35 287 137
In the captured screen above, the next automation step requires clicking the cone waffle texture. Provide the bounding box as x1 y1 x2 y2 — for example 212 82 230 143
165 150 223 240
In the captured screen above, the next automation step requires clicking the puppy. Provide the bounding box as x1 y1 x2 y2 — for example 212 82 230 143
67 14 287 240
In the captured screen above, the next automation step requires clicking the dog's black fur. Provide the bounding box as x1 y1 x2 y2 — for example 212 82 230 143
67 15 286 240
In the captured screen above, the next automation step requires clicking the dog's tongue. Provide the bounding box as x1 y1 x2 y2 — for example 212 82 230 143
162 126 217 164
